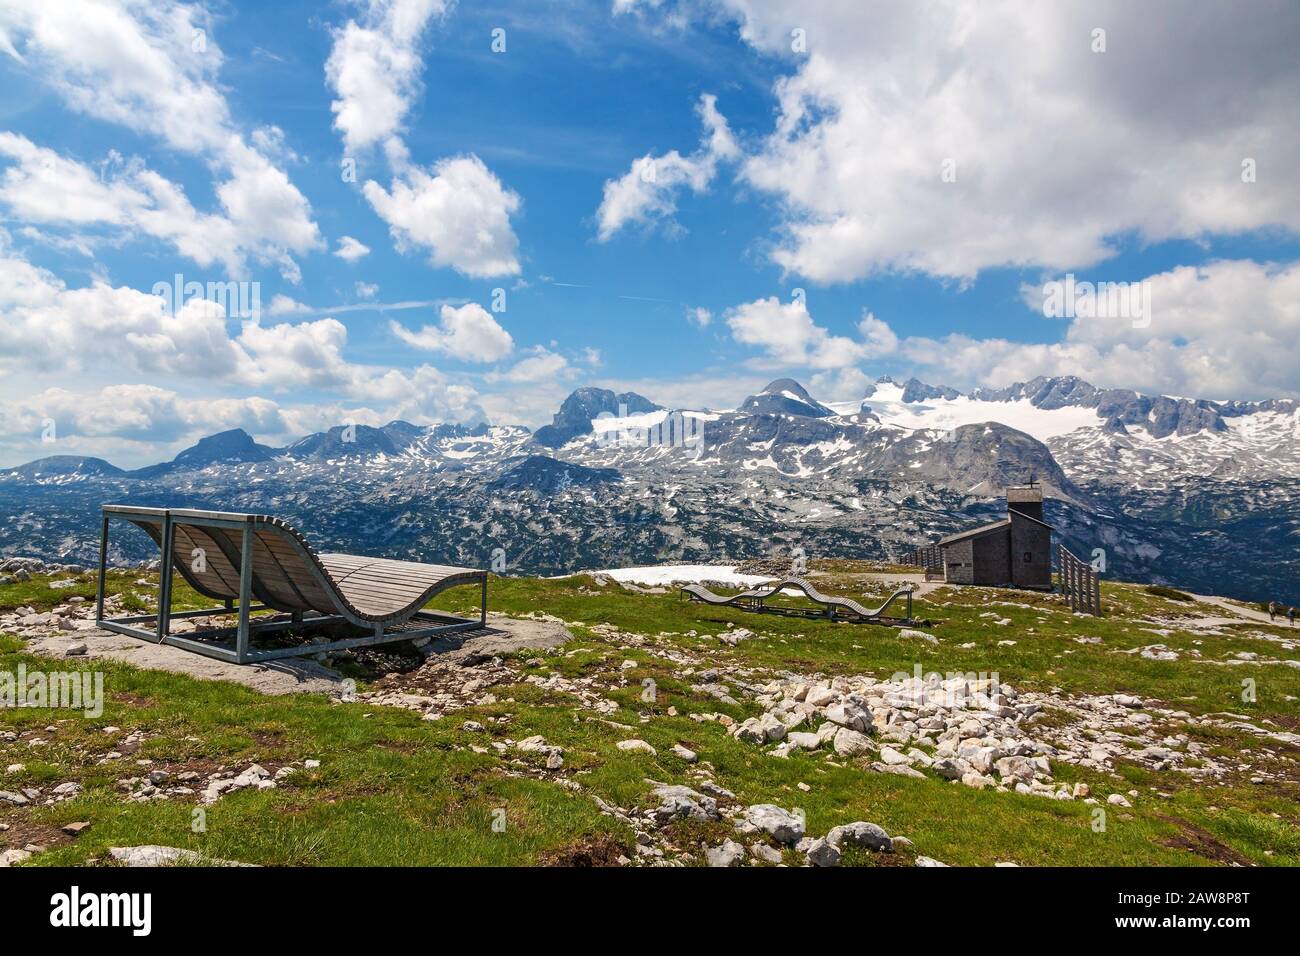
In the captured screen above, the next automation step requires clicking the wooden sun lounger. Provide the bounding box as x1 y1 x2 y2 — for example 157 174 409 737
680 577 916 626
96 505 487 664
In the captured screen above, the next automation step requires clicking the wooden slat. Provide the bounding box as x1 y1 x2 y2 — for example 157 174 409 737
174 525 242 599
325 567 469 590
324 570 478 595
125 508 484 625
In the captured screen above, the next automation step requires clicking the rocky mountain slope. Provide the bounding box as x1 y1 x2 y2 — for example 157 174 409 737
2 375 1297 603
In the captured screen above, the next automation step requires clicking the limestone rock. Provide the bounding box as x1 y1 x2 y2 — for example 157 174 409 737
741 804 805 845
898 628 938 645
827 821 893 852
109 845 255 867
651 783 719 823
706 839 745 867
749 843 783 864
879 746 913 766
833 727 874 757
805 837 842 867
824 702 872 734
616 739 657 755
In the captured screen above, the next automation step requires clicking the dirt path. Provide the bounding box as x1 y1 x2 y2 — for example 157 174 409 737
1189 593 1290 626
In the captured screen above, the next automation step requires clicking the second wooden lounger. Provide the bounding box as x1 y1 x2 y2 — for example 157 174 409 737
680 576 916 626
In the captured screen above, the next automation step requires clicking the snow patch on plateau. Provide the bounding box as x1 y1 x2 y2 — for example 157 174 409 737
587 565 774 587
847 387 1103 442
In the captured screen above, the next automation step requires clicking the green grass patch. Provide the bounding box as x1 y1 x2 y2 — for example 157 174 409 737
2 563 1298 866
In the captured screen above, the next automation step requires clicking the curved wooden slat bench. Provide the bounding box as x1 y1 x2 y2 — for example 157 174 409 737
680 577 916 626
96 505 487 664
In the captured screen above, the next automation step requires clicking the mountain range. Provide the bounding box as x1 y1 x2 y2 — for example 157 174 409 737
3 375 1297 604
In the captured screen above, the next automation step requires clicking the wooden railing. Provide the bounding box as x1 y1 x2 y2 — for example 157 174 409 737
1058 544 1102 616
901 544 944 579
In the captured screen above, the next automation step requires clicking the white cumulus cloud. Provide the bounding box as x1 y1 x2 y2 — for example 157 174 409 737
686 306 712 328
725 297 893 369
485 347 572 385
334 235 371 261
596 93 737 241
389 302 515 362
833 260 1300 401
325 0 450 157
0 134 250 276
0 0 322 278
0 246 490 408
325 1 522 278
364 156 522 277
267 294 311 317
648 0 1300 283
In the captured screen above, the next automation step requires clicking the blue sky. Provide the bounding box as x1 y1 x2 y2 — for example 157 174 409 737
1 0 1297 467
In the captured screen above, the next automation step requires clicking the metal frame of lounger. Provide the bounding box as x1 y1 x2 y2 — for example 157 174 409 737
680 577 918 626
95 505 487 664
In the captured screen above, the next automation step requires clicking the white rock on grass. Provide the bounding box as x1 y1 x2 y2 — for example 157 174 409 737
833 727 874 757
109 845 255 867
932 758 965 780
873 762 926 779
824 702 872 734
735 713 787 744
898 628 938 645
671 744 698 763
516 735 557 754
749 843 783 864
756 713 789 741
805 686 838 707
805 837 842 867
704 660 1234 807
994 756 1036 783
706 839 746 867
616 739 657 755
741 804 805 845
879 746 912 766
906 748 933 767
827 821 893 852
916 856 950 867
650 783 719 823
201 764 276 805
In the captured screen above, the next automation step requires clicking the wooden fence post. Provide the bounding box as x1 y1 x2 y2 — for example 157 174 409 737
1057 544 1102 616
